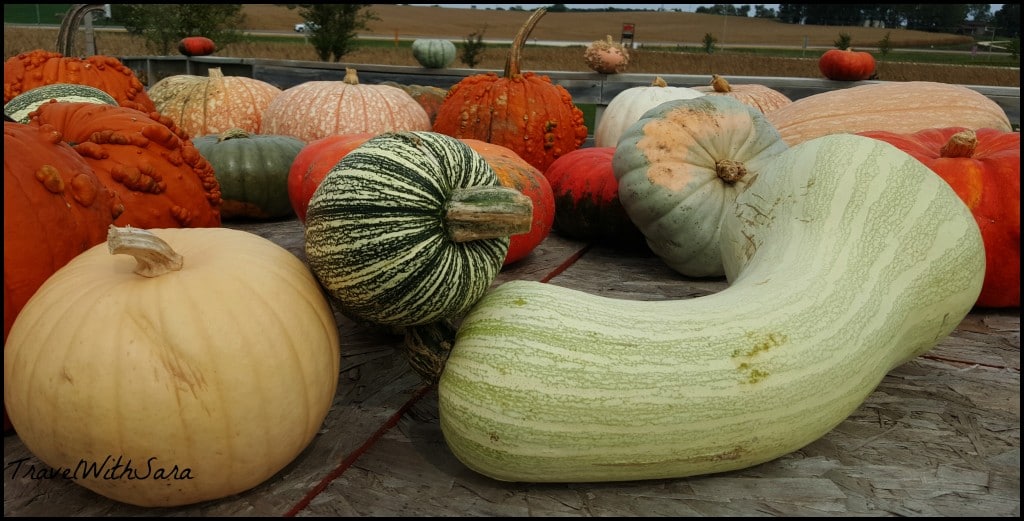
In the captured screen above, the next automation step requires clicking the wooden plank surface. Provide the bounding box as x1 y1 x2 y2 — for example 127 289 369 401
3 218 1019 517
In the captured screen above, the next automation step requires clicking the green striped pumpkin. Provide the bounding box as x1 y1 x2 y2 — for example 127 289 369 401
438 133 985 483
4 83 118 123
304 131 533 327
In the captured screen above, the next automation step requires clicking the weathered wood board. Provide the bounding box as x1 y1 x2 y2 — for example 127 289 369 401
3 218 1019 517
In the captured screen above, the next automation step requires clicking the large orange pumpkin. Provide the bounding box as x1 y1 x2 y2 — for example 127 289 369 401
461 139 555 265
857 127 1020 308
261 68 430 142
4 121 123 431
28 102 223 229
4 50 157 114
147 67 282 137
432 8 588 173
287 132 375 224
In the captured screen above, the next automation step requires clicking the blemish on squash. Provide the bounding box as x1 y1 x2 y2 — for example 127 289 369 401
732 331 787 359
35 165 65 193
489 432 500 443
513 298 527 306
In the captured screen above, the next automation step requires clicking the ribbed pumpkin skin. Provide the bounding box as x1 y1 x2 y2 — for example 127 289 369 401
287 133 375 223
379 81 448 124
4 227 340 507
148 68 282 137
613 96 789 277
305 131 510 326
412 39 457 68
261 70 431 142
593 79 705 148
766 81 1013 146
439 134 985 483
857 127 1020 308
544 146 644 246
462 139 555 265
29 102 223 229
3 50 156 113
193 130 306 220
4 83 118 123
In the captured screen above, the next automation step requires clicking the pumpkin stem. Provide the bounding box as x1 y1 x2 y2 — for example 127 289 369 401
217 128 251 142
209 67 224 81
107 225 183 277
710 74 733 93
652 76 668 88
343 68 360 85
445 185 534 242
716 159 748 184
504 7 547 77
939 129 977 159
404 319 459 383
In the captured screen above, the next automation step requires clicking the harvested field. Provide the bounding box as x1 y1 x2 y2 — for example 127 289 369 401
3 4 1019 87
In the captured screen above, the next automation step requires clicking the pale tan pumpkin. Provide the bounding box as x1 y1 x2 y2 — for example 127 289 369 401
766 81 1013 146
692 74 792 114
147 67 282 137
3 226 340 508
261 68 431 142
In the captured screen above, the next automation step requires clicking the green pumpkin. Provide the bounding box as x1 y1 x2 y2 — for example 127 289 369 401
411 39 457 69
304 131 533 327
4 83 118 123
192 129 306 220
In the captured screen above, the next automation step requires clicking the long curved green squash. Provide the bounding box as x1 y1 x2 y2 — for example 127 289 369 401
438 133 985 483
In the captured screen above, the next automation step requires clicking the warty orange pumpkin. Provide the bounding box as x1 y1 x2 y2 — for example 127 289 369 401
432 8 588 173
28 102 223 229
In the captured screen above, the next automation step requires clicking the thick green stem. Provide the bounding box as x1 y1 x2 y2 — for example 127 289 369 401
445 185 533 242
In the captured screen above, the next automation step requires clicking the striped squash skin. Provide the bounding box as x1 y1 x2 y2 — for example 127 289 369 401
4 83 117 123
438 134 985 483
305 131 509 326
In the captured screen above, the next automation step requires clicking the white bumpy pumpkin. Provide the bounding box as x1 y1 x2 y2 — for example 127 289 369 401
437 134 985 483
594 77 704 148
3 226 340 507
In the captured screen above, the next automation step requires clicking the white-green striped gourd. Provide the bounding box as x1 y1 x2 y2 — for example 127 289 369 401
438 133 986 483
304 131 533 327
4 83 118 123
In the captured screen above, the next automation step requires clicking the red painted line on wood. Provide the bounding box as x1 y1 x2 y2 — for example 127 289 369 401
282 383 435 517
283 242 592 515
540 243 591 283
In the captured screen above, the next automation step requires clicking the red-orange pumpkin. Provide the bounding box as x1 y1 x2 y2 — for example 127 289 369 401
3 50 157 114
178 36 217 57
288 133 375 223
461 139 555 265
543 146 645 248
28 102 223 229
4 121 124 431
818 48 876 81
432 8 588 173
857 127 1020 308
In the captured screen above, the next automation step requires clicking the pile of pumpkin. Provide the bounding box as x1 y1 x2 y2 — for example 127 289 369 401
3 7 1019 510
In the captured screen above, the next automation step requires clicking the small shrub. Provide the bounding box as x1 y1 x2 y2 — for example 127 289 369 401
702 33 717 54
878 32 892 58
834 32 852 49
461 26 487 68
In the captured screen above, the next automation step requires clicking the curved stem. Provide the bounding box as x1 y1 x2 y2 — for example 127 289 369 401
445 185 533 242
107 225 183 277
504 7 547 77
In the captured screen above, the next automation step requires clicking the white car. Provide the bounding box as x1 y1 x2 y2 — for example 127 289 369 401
294 22 317 33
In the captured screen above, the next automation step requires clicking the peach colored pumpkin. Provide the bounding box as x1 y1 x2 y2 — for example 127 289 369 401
692 74 792 114
147 67 282 137
261 68 430 142
767 81 1013 146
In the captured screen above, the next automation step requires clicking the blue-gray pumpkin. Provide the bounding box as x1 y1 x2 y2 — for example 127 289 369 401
412 39 457 69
